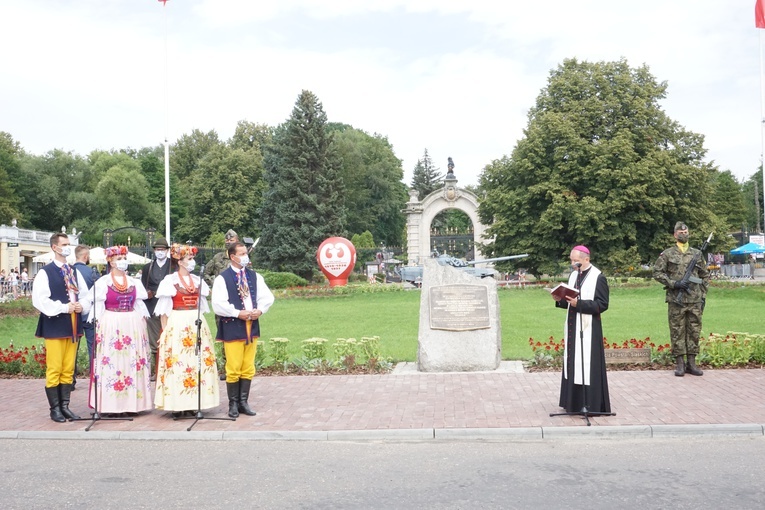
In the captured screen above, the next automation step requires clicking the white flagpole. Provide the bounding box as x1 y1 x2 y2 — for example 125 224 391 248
162 1 171 242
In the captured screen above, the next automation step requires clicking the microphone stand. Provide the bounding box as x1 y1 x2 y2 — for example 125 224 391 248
178 264 234 431
84 271 132 430
550 264 615 426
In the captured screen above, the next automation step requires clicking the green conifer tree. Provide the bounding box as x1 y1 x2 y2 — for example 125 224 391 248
409 148 443 201
256 90 346 279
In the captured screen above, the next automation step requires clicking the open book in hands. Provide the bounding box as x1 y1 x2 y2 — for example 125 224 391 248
550 283 579 301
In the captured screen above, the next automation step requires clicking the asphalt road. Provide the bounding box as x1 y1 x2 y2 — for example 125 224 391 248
1 437 763 509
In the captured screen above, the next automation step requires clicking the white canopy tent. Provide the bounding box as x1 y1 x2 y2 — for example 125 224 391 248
84 247 150 266
31 252 75 264
32 248 150 266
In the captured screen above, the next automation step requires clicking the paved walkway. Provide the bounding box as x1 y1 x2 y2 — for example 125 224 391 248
1 365 764 440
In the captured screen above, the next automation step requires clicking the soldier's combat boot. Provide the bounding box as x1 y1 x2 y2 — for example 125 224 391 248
238 378 257 416
674 356 685 377
59 383 81 420
45 386 66 423
686 355 703 376
226 381 239 418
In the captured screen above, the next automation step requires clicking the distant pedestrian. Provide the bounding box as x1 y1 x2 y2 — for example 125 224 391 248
10 268 19 298
20 268 29 296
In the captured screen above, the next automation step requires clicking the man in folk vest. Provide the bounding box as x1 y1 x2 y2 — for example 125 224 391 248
211 242 274 418
32 233 93 422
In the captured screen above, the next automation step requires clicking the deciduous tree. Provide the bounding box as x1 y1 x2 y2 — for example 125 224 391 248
176 144 265 243
332 125 406 245
479 58 727 276
0 132 22 224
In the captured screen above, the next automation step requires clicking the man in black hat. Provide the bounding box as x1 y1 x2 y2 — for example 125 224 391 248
653 222 710 377
141 237 173 380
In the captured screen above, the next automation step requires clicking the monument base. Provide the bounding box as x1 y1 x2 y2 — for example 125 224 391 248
417 259 501 372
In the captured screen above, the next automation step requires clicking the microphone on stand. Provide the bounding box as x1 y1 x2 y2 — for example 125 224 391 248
194 264 206 356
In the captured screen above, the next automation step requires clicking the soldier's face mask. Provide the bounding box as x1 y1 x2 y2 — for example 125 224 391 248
675 231 689 243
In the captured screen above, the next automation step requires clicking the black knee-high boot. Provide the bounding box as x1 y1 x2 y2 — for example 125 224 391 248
59 383 80 420
238 378 257 416
226 382 239 418
45 386 66 423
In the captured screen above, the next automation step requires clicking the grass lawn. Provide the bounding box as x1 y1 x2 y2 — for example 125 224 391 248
2 282 764 362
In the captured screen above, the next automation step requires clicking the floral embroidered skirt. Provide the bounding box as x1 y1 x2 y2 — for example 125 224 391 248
89 310 152 413
154 310 220 411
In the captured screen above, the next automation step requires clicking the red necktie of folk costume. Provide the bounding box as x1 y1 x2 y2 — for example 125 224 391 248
62 264 79 342
237 270 252 342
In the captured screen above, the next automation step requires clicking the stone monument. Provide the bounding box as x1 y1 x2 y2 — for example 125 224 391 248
417 258 501 372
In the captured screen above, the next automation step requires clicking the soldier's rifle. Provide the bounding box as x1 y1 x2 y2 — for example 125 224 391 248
674 232 713 305
243 237 260 254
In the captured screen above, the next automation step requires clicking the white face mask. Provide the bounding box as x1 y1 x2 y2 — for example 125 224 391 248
238 254 250 267
184 260 196 273
115 260 129 272
58 246 72 257
155 250 167 261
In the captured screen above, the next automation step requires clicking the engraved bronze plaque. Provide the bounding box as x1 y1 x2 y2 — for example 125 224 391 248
429 285 490 331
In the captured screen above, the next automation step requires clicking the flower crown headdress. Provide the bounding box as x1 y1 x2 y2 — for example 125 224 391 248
170 243 198 260
105 245 129 258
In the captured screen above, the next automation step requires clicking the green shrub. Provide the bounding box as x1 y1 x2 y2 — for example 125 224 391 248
254 340 266 369
259 271 309 289
348 272 368 283
699 332 765 367
333 337 358 369
269 337 290 368
302 337 328 360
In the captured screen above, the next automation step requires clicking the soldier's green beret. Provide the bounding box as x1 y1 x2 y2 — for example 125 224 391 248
674 222 688 232
225 229 238 240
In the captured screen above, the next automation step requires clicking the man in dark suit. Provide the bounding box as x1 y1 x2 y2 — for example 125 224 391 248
72 244 99 389
140 237 172 381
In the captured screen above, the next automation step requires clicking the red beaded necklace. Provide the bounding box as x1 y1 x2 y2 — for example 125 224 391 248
111 271 129 293
178 271 196 294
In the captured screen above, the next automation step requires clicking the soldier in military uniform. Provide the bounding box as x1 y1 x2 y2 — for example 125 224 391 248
203 229 239 379
203 229 239 286
653 222 709 377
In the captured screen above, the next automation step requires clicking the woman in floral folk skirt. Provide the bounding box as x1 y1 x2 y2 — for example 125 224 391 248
153 243 219 417
88 246 153 414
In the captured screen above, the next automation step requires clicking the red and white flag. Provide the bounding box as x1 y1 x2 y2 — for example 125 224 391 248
757 0 765 28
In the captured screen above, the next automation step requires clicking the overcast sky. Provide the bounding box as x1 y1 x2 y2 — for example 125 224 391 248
1 0 763 187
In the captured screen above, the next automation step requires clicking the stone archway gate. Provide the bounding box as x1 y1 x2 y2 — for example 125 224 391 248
404 174 489 266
